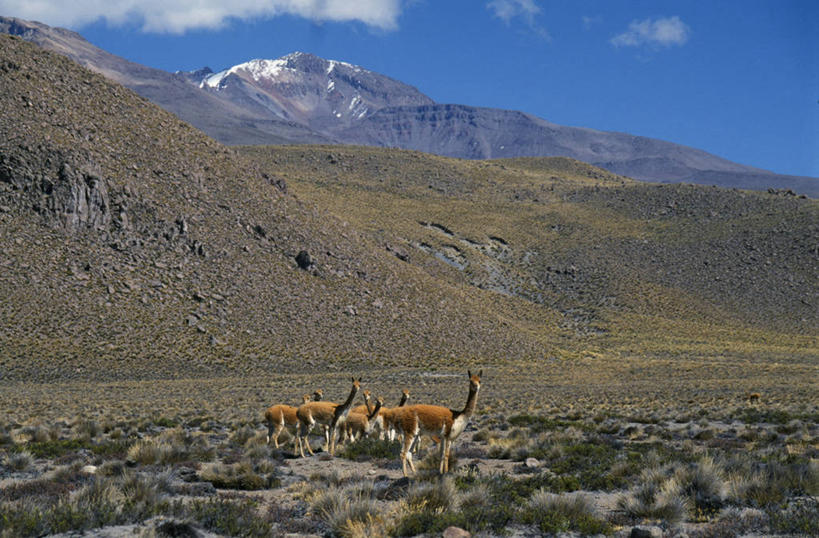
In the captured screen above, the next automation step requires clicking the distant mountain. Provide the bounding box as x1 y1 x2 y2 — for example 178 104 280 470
195 52 433 132
2 15 816 197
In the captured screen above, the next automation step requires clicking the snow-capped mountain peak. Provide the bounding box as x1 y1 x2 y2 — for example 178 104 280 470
191 51 434 128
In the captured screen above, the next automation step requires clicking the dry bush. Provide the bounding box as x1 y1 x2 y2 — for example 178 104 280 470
522 490 610 535
198 461 277 490
310 481 382 538
616 465 689 523
406 476 456 512
126 429 214 465
4 450 34 471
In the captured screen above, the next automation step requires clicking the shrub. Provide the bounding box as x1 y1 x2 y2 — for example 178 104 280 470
767 498 819 535
229 426 257 447
73 420 102 439
310 481 382 537
170 496 272 537
126 430 214 465
676 457 727 518
616 465 689 523
338 437 401 461
198 461 277 490
522 490 611 535
406 477 456 512
5 450 34 471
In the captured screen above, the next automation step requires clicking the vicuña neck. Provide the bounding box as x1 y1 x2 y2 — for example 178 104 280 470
457 384 480 419
339 384 358 412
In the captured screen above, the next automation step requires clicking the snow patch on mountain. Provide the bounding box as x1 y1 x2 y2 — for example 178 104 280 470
201 58 290 89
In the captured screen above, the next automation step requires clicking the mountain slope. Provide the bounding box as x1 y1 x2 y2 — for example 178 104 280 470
196 52 434 132
242 144 819 339
338 104 819 196
3 16 815 197
0 16 329 145
0 34 562 382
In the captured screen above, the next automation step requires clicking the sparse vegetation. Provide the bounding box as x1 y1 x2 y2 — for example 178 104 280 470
0 30 815 538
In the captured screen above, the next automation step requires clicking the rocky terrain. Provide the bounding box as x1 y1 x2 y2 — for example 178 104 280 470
2 15 816 197
243 145 818 336
0 34 555 383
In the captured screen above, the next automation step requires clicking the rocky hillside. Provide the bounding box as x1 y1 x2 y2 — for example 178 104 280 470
339 104 819 197
0 34 560 383
243 145 818 341
3 16 815 197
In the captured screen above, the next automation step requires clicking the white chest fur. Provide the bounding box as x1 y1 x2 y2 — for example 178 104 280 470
449 414 469 439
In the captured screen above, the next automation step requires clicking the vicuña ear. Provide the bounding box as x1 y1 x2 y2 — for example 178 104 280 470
478 369 483 378
468 369 472 378
351 376 355 383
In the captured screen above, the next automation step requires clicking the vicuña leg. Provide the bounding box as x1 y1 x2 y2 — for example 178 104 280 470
401 433 418 477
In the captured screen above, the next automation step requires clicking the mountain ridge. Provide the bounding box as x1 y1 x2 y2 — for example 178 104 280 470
1 15 816 198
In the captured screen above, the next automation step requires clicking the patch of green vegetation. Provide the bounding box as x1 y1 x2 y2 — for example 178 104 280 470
152 416 179 428
170 497 272 537
198 462 279 490
10 438 131 459
767 499 819 536
520 491 612 535
338 437 401 461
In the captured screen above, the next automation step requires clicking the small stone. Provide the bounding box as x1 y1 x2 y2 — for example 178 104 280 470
81 465 97 474
443 526 471 538
295 250 313 270
630 526 663 538
524 457 541 468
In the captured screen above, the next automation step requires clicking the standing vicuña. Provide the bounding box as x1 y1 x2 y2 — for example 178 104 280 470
376 389 410 441
394 370 481 476
264 393 311 453
344 397 384 442
296 377 361 457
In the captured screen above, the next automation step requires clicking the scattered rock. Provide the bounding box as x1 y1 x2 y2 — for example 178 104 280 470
443 526 471 538
80 464 97 474
295 250 313 270
630 526 663 538
378 477 410 500
154 519 202 537
524 457 540 468
252 224 266 238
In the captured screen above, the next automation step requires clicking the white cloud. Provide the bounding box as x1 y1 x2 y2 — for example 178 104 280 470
611 16 690 48
486 0 548 39
581 15 602 31
0 0 403 33
487 0 539 24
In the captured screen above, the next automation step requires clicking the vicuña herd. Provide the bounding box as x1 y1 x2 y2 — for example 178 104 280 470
263 370 482 476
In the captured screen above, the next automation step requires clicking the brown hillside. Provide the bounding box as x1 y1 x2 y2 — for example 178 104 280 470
0 35 560 382
241 145 818 357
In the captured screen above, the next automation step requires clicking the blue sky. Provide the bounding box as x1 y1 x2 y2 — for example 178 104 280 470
2 0 817 177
